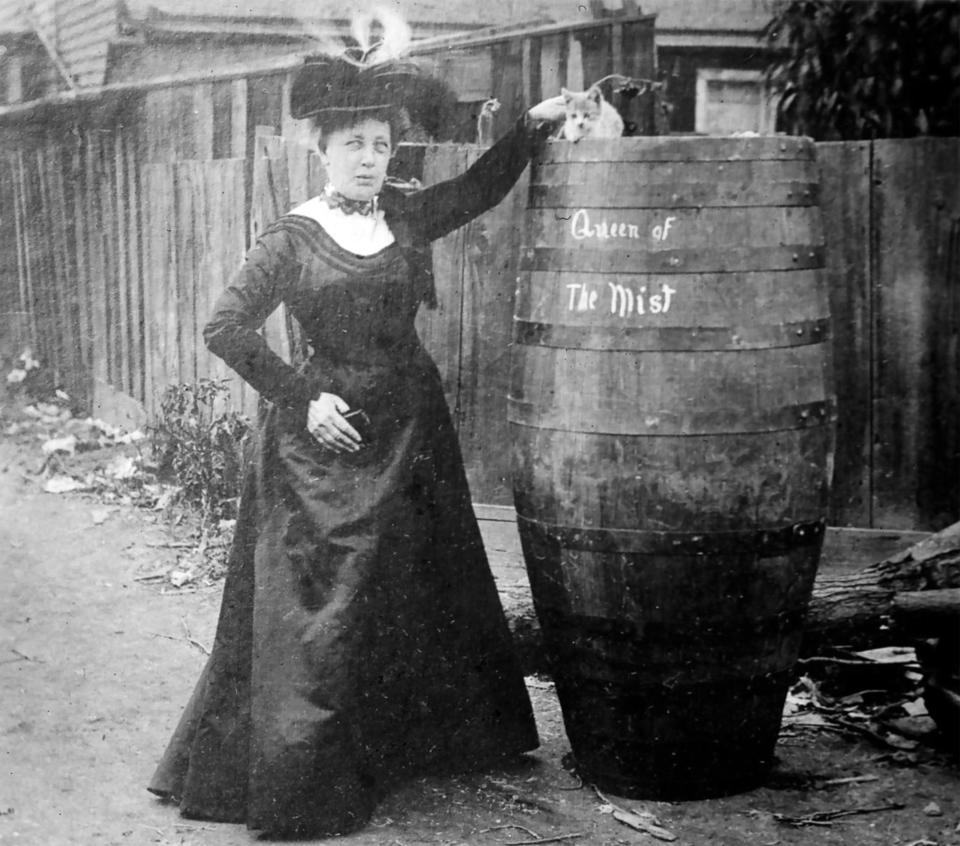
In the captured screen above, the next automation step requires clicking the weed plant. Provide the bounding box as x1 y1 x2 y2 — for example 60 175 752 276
152 379 249 530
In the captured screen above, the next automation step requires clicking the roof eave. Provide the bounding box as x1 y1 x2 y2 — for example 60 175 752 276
656 29 768 49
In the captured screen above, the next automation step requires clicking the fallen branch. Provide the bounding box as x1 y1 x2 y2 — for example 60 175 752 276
180 617 211 656
480 824 542 839
774 802 905 827
509 835 584 846
804 521 960 652
150 631 210 655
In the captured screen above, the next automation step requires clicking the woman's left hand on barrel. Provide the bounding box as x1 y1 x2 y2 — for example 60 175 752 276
307 392 362 453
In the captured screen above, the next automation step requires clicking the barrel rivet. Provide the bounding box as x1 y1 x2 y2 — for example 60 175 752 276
718 164 724 172
792 253 799 262
671 193 680 202
786 191 793 198
780 143 788 151
796 327 804 336
809 251 817 259
669 256 681 266
800 409 810 419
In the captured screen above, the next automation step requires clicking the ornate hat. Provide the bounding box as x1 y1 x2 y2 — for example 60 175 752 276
289 50 424 120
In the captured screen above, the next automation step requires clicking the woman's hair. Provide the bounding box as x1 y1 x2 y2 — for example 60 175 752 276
312 106 408 151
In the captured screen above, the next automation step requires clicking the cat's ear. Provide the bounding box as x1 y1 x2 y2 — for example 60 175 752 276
587 85 602 104
561 87 572 102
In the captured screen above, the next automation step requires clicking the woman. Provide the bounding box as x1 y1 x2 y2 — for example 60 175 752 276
148 54 566 838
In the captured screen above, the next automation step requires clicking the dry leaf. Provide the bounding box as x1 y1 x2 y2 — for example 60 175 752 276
43 475 87 494
612 809 676 841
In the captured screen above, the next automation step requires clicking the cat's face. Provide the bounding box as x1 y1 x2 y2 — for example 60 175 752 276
562 86 603 141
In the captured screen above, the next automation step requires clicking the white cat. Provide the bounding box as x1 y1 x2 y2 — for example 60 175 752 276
560 85 624 141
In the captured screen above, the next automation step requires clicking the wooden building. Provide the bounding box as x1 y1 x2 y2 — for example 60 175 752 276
0 0 777 135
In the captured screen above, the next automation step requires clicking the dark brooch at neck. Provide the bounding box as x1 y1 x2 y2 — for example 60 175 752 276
322 188 377 216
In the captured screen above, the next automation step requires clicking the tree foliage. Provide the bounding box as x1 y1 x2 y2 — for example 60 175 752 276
763 1 960 140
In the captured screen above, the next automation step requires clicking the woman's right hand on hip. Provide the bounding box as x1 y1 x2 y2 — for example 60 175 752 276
307 393 362 453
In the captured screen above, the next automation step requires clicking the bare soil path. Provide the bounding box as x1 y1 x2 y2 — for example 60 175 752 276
0 425 957 846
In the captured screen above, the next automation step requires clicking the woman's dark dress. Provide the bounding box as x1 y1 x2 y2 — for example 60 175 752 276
149 119 548 836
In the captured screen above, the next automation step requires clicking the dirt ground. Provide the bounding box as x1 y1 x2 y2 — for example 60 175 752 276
1 404 958 846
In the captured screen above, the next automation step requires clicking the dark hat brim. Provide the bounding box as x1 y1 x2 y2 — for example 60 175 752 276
290 55 423 121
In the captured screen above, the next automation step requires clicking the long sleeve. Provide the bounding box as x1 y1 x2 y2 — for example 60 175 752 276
203 228 317 418
399 115 554 243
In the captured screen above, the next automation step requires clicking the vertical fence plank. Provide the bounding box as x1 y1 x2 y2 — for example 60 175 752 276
200 159 246 409
192 81 215 161
818 142 873 528
51 142 85 407
33 149 60 385
250 130 293 380
175 162 198 384
539 33 567 102
141 163 178 418
0 157 28 359
13 151 44 367
94 132 118 390
457 151 530 505
124 129 145 405
72 137 94 398
491 38 525 131
189 159 215 388
139 163 157 418
43 142 86 406
416 146 468 422
85 132 109 393
143 161 180 410
10 152 38 360
873 138 960 530
112 131 132 395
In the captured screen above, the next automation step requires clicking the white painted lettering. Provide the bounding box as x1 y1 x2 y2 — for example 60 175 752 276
662 284 676 313
569 208 645 243
578 284 594 311
559 280 677 320
608 283 634 317
571 209 592 240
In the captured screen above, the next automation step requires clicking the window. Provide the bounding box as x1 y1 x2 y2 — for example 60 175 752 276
695 69 776 135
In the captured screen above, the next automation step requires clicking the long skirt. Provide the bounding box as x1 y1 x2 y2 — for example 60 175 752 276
148 375 538 836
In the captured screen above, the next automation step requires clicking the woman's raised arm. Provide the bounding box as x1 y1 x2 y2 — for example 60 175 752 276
399 98 565 243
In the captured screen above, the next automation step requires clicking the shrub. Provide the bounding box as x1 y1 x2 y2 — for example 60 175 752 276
152 379 249 526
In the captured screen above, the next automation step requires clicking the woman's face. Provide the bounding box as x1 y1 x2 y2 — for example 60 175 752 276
319 118 392 201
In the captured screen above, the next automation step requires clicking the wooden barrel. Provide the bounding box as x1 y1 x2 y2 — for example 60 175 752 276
509 136 834 799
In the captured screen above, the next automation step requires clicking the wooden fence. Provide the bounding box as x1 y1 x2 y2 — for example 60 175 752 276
1 128 958 530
